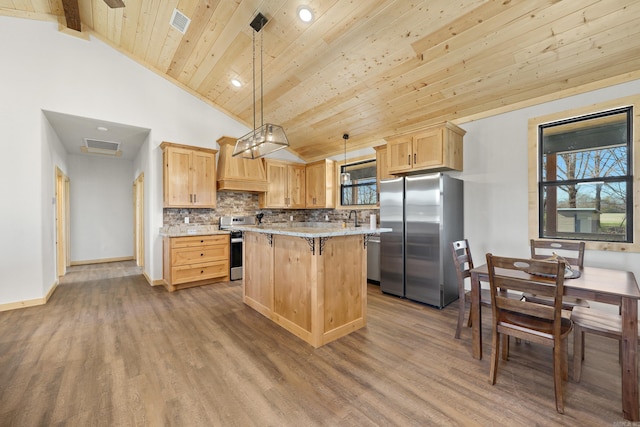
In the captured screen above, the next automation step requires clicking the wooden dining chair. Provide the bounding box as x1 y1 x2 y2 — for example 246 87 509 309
452 240 521 339
486 253 573 414
523 239 589 311
571 306 639 382
452 239 483 339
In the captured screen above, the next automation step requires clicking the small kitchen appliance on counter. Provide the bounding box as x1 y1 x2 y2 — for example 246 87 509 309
219 215 256 280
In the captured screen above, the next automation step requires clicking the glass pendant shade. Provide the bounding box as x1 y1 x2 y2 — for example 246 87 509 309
233 123 289 159
340 133 350 184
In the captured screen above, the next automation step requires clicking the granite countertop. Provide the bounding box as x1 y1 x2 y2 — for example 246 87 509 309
231 222 391 238
159 225 230 237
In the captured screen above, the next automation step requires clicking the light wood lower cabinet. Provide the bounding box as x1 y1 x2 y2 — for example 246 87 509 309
162 234 230 292
243 231 366 348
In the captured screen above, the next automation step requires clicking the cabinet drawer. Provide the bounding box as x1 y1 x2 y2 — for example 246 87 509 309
171 234 229 249
171 246 228 266
171 261 229 285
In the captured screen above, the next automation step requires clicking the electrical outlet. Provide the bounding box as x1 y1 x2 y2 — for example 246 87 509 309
184 217 189 224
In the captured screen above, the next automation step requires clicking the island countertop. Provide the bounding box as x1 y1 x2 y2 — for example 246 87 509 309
231 223 390 238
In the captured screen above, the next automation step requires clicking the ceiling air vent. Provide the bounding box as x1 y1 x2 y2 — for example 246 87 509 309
81 138 122 157
170 9 191 34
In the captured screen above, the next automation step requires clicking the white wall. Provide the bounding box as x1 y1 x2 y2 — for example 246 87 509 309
458 79 640 280
0 16 250 306
68 155 134 262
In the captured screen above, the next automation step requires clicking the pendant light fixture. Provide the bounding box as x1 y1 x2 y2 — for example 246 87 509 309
233 13 289 159
340 133 351 184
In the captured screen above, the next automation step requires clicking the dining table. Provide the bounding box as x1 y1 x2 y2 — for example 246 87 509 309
469 264 640 421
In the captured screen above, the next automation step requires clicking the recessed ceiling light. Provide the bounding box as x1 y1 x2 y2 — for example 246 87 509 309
97 126 108 131
297 6 313 23
231 79 242 88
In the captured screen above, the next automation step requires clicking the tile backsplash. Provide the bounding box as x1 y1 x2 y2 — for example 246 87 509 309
163 191 379 227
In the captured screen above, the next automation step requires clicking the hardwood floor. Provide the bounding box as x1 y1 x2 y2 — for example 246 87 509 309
0 261 629 426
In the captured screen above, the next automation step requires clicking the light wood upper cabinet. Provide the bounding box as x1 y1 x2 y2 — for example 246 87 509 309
161 142 217 208
259 160 306 209
386 122 465 174
287 164 306 208
374 145 393 182
386 134 414 174
374 145 393 204
305 159 335 208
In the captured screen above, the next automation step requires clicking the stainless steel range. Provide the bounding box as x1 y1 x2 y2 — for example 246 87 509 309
219 215 255 281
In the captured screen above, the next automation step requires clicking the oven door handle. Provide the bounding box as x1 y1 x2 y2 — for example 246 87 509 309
231 238 243 243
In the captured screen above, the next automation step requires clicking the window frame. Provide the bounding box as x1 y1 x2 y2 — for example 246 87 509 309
537 107 633 243
335 155 378 210
528 95 640 253
339 159 378 206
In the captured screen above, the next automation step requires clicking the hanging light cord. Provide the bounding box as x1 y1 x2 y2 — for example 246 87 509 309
343 134 348 165
342 134 349 166
260 24 264 130
251 28 256 135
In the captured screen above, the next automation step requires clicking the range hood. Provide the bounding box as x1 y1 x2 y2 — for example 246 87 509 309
216 136 268 192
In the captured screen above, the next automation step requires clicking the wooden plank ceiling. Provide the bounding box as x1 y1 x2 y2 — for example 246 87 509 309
3 0 640 162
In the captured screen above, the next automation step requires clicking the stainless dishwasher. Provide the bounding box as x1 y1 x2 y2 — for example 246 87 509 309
367 235 380 283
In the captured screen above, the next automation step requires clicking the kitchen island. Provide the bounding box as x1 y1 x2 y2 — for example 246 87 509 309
232 223 388 348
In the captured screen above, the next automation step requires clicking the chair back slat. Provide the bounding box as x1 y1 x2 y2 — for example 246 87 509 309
452 239 473 281
497 296 556 320
530 239 585 268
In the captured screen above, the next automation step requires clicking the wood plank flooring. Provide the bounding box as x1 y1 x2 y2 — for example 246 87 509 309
0 261 630 426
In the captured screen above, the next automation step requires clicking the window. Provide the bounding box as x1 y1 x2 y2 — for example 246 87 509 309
340 159 377 206
538 107 633 243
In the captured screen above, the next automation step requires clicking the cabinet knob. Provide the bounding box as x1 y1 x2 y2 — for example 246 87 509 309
407 154 411 165
201 253 204 256
414 153 416 164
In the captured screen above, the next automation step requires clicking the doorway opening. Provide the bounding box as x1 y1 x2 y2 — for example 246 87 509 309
55 167 70 277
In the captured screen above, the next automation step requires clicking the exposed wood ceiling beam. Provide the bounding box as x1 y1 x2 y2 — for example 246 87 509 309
61 0 81 32
103 0 126 8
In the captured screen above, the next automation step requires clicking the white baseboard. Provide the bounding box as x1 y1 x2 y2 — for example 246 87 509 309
0 280 58 312
70 256 134 266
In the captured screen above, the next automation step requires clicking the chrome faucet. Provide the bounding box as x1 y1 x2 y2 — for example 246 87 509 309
348 210 360 227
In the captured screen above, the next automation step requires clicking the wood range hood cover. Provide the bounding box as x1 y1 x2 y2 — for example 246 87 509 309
216 136 268 193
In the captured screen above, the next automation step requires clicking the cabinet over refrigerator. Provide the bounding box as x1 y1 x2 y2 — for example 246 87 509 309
379 173 463 308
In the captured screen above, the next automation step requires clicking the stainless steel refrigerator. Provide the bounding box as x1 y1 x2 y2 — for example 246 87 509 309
379 173 463 308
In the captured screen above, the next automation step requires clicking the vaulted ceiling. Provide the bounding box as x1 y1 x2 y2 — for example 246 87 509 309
3 1 640 162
